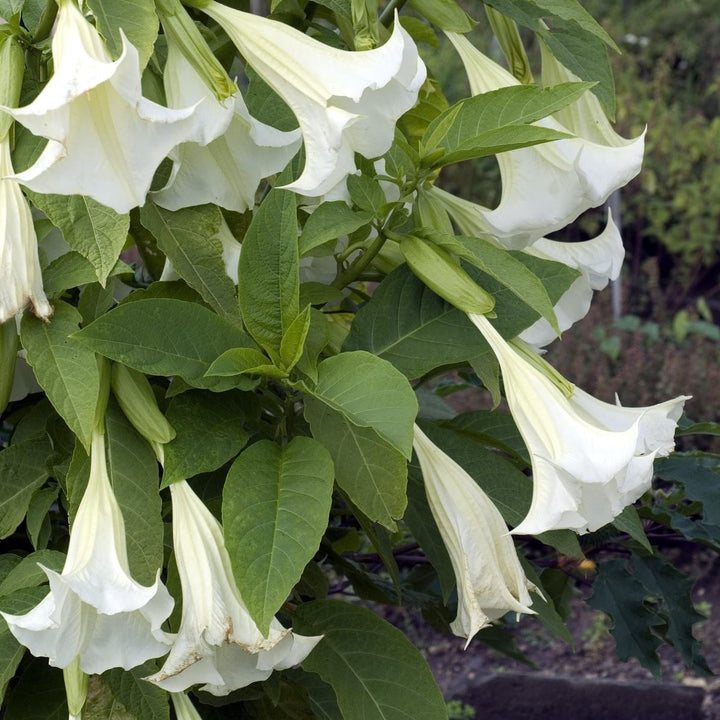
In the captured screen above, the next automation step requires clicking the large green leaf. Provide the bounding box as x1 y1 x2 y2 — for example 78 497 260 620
238 188 299 361
0 550 64 597
140 203 239 320
28 192 129 286
223 438 334 635
299 202 372 257
304 399 408 530
0 438 50 539
103 661 170 720
86 0 158 69
423 83 590 165
162 389 250 487
74 298 256 391
587 559 664 676
43 253 130 297
294 602 447 720
21 301 100 450
84 677 134 720
105 401 164 586
3 657 67 720
303 352 418 458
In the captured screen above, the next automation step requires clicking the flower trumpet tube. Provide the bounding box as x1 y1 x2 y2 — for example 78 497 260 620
194 0 426 196
0 428 174 673
1 0 199 213
446 32 644 248
146 480 322 695
0 36 51 323
468 313 689 535
152 42 301 212
413 425 536 644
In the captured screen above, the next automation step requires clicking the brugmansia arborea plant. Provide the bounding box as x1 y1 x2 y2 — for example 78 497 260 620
0 0 709 717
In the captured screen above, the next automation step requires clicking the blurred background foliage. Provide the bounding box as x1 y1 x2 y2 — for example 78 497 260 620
424 0 720 425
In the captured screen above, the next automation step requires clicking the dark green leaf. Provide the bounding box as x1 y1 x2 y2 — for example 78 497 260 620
103 660 170 720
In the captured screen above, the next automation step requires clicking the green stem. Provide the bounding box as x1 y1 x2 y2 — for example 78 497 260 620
332 232 387 289
378 0 407 26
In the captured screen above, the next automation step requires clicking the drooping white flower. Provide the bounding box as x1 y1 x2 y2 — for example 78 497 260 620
1 428 174 673
468 312 688 535
1 0 198 214
0 141 51 322
152 43 301 212
413 425 535 644
146 480 321 695
197 1 426 196
519 210 625 349
446 32 644 248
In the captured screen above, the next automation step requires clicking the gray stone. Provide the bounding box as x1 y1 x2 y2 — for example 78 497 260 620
453 672 705 720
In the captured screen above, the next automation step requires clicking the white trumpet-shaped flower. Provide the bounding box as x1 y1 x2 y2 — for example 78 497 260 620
1 0 199 214
0 141 51 322
446 32 644 248
146 480 322 695
197 1 426 196
413 425 535 644
519 210 625 349
152 44 301 212
468 313 689 535
1 428 174 673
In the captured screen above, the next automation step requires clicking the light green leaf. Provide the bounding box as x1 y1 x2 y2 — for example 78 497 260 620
347 175 387 216
304 399 407 529
162 390 249 487
28 192 130 286
304 352 418 458
105 401 164 585
280 304 312 372
0 1 24 21
408 0 473 32
43 252 131 297
423 82 591 163
0 550 64 597
294 601 447 720
344 265 490 378
299 202 372 257
140 203 239 320
238 188 299 360
21 301 100 450
103 661 170 720
86 0 158 69
223 437 334 634
206 347 285 379
0 438 51 539
74 298 256 391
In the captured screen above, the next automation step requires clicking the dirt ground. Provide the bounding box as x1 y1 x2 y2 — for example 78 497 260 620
391 549 720 719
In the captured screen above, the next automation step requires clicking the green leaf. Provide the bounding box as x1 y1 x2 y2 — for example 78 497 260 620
613 505 652 553
408 0 473 32
4 658 67 720
0 550 64 597
27 192 130 286
303 351 418 458
587 559 663 676
21 301 101 450
404 467 456 602
423 83 590 164
452 234 559 333
86 0 158 69
346 175 387 216
105 400 164 585
84 677 134 720
223 437 334 634
0 0 24 21
311 0 351 17
539 25 616 118
26 485 59 550
162 389 249 487
238 188 299 360
295 601 447 720
444 409 529 464
344 265 491 378
43 253 131 297
0 438 51 539
140 203 239 320
299 202 372 257
280 304 313 373
74 298 257 391
304 399 408 530
103 661 170 720
285 670 342 720
206 347 286 380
